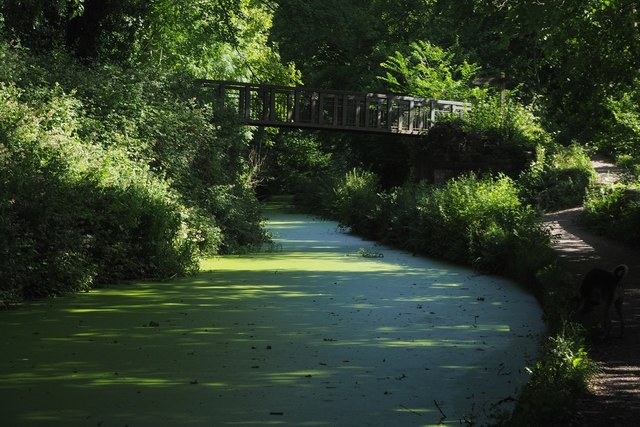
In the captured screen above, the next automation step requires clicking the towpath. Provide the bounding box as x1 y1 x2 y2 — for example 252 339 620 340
543 157 640 426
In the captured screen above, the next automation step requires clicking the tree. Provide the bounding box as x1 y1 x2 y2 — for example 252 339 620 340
378 40 485 101
1 0 299 82
135 0 299 82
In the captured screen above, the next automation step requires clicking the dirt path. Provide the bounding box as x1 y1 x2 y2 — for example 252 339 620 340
542 158 640 426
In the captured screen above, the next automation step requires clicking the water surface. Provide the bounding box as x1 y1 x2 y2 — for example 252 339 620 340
0 212 545 426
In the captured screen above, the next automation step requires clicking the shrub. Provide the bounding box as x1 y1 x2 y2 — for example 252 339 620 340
0 43 269 302
508 322 598 426
327 171 554 281
519 144 596 211
1 43 266 257
462 95 550 152
418 173 553 277
582 182 640 245
615 154 640 180
379 40 486 101
0 83 203 298
597 82 640 158
332 168 381 236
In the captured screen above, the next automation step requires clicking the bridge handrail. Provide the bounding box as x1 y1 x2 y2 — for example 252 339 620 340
197 79 471 135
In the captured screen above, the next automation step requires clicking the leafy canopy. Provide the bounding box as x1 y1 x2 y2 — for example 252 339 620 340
379 40 485 101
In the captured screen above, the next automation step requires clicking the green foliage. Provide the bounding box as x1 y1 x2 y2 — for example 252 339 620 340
0 41 268 303
332 168 381 236
598 80 640 159
379 40 486 101
257 130 333 197
582 182 640 245
0 82 199 299
508 322 598 426
462 94 550 150
413 174 553 277
329 171 554 280
271 0 385 89
136 0 300 82
616 154 640 180
0 0 299 83
519 144 596 211
505 0 640 142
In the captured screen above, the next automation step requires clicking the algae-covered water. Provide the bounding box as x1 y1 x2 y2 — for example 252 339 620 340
0 212 545 426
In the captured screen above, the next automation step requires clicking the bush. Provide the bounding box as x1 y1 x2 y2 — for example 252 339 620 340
519 144 596 211
415 173 553 277
462 95 550 152
1 42 266 255
615 154 640 180
0 83 202 298
597 83 640 158
582 182 640 245
332 168 381 236
328 170 554 280
0 43 268 303
508 322 598 426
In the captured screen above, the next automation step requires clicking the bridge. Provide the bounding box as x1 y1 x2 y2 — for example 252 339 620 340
198 80 471 136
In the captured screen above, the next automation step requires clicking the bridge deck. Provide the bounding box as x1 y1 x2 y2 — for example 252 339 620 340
198 80 471 135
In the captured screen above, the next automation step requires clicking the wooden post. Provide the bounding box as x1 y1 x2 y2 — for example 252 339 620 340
294 88 300 123
364 96 370 130
429 100 436 127
287 91 293 122
318 93 325 125
244 85 251 120
268 87 276 121
386 96 393 130
311 92 317 124
341 95 348 126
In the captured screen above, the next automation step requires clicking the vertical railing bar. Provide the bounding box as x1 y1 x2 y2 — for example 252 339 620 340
318 92 325 125
364 95 370 130
294 88 300 123
429 100 436 128
268 87 275 121
287 91 294 122
245 85 252 120
311 92 318 124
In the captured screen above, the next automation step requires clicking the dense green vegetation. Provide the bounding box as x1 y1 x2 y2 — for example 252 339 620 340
1 0 639 424
0 1 298 304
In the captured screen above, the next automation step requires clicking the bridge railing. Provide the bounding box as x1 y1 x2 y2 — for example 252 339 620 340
197 80 471 135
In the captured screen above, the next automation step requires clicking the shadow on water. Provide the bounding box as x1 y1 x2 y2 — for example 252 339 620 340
0 213 545 426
